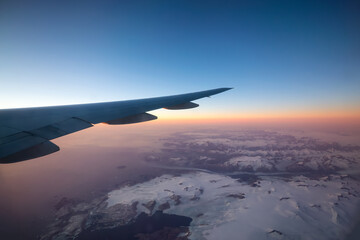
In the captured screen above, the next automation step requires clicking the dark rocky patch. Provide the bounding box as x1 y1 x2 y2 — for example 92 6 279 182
226 193 245 199
135 226 189 240
142 200 156 213
190 196 200 201
54 197 77 211
280 197 290 201
170 195 181 205
268 229 283 235
76 211 192 240
231 174 260 186
158 202 170 211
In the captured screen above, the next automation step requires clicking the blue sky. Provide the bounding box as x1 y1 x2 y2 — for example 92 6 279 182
0 0 359 118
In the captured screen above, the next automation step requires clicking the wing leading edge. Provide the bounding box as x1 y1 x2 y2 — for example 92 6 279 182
0 87 232 163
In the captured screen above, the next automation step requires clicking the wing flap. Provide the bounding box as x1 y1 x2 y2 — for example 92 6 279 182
0 132 30 145
0 133 46 158
0 141 59 164
29 117 93 140
52 117 93 135
0 126 20 138
30 125 68 140
0 117 93 159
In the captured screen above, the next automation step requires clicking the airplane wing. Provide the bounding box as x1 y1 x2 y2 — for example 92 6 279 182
0 88 231 163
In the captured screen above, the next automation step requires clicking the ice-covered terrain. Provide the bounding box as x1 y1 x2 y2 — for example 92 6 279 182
40 129 360 240
225 156 274 170
106 172 359 240
41 171 360 240
148 129 360 173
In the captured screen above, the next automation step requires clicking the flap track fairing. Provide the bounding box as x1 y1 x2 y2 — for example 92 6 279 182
165 102 199 110
104 113 157 125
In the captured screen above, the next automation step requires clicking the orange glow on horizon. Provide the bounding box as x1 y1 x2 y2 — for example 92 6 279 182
143 109 360 128
154 107 360 122
151 117 360 126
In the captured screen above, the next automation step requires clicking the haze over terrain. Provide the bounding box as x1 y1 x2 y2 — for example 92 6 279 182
0 121 360 239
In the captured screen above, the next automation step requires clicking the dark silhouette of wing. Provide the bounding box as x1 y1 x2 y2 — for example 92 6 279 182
0 88 231 163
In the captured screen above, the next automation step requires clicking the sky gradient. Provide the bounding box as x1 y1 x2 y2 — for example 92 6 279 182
1 0 359 120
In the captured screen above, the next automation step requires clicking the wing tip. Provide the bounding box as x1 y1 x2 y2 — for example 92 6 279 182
220 87 234 91
206 87 233 96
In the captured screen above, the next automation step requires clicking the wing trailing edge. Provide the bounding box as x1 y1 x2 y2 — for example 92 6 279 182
0 141 60 164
